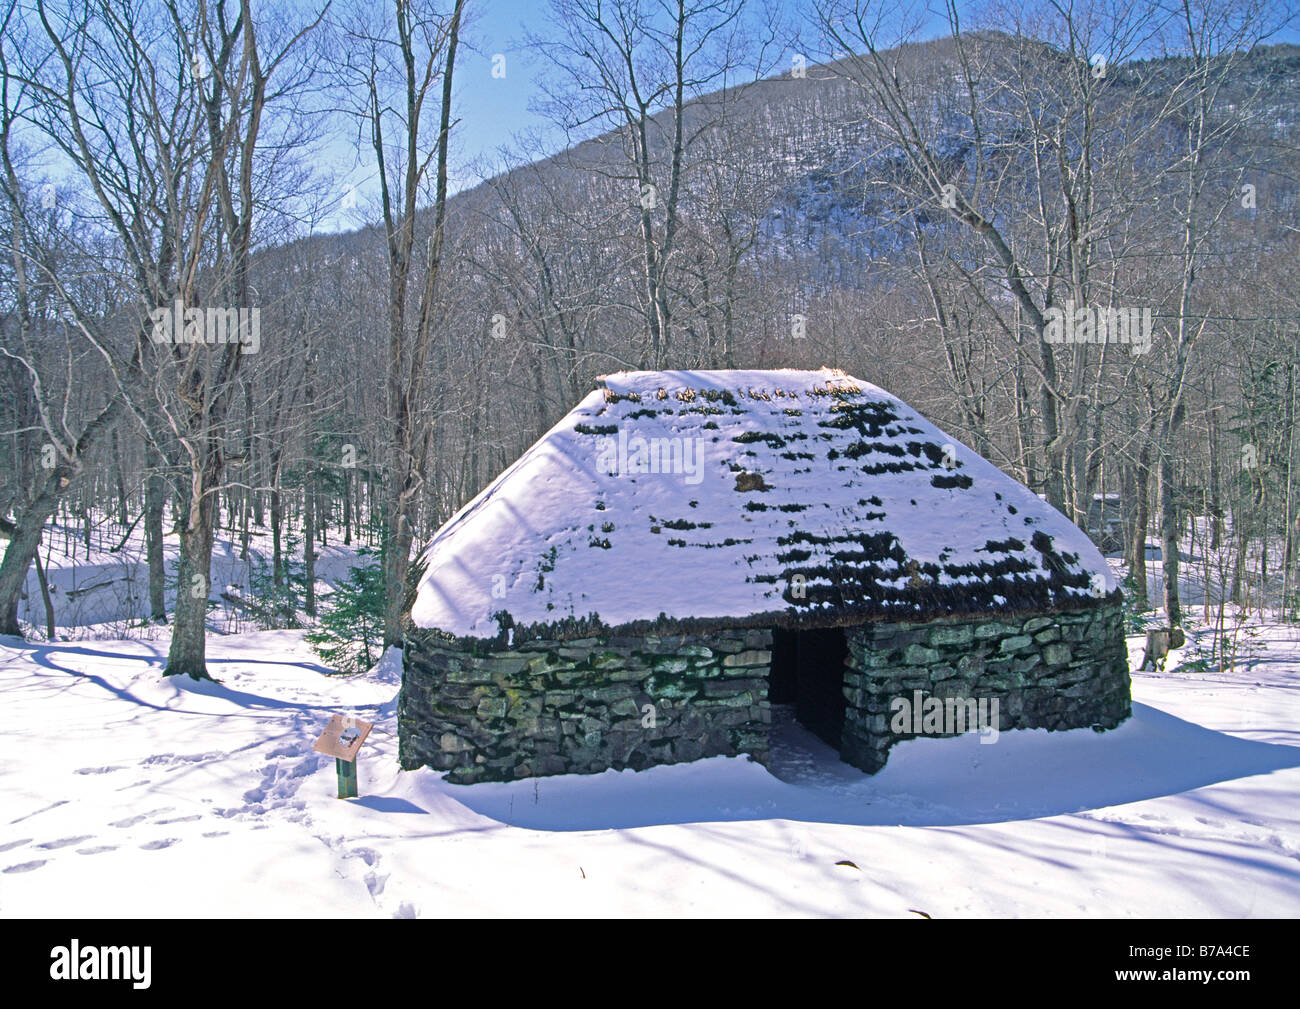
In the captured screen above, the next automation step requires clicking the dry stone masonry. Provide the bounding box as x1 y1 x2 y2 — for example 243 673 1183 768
400 628 773 784
840 602 1130 772
400 602 1129 783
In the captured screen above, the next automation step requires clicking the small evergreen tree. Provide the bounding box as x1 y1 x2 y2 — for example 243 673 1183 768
1120 570 1153 634
245 533 308 629
307 548 386 673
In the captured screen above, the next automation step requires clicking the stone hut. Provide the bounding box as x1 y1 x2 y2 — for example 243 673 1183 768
399 369 1130 784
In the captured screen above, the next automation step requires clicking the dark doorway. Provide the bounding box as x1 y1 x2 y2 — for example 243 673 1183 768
769 627 849 750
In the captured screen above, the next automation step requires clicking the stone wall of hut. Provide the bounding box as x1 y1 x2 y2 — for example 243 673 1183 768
399 628 773 784
840 603 1131 772
399 602 1130 784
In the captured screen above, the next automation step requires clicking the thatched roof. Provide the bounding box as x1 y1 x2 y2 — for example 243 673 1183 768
411 369 1116 643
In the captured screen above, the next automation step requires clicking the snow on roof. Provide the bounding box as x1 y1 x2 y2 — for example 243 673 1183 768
411 368 1116 640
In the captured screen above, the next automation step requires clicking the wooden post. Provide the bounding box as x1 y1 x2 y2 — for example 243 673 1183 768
335 757 358 799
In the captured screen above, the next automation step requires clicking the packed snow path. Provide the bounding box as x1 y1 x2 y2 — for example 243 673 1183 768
1 628 1298 917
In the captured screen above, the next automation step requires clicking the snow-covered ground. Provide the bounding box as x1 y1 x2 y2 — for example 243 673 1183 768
14 514 368 635
2 514 1297 916
2 620 1298 917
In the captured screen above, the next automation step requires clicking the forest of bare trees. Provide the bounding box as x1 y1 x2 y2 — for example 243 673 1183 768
2 0 1298 677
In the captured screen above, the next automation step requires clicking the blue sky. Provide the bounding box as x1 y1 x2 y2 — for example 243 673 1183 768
323 0 592 231
319 0 1300 233
320 0 814 231
15 1 1298 235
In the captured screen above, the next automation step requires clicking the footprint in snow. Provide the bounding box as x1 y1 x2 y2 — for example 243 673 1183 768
3 860 46 873
338 847 388 898
138 838 179 850
266 744 299 760
365 870 389 898
36 835 93 849
75 845 118 855
0 838 31 853
142 752 222 769
74 766 122 775
156 815 202 825
109 814 150 828
347 847 380 867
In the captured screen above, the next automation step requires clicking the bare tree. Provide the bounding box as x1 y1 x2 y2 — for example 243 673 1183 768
0 0 125 636
336 0 465 646
22 0 323 674
532 0 760 366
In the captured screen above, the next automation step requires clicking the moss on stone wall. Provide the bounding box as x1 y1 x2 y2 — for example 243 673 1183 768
400 628 773 784
839 604 1130 772
400 603 1130 784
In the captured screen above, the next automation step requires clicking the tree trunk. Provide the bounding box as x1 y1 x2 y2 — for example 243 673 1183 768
303 469 316 618
111 426 130 527
270 448 284 589
343 469 352 546
144 448 167 622
240 488 250 562
1159 445 1182 626
379 1 464 648
164 460 218 679
1130 443 1152 612
0 399 121 635
0 503 43 636
33 538 55 640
